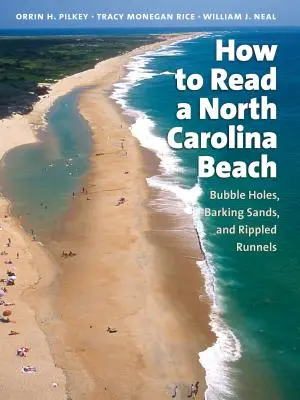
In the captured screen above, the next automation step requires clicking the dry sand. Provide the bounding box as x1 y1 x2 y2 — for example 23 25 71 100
0 32 214 400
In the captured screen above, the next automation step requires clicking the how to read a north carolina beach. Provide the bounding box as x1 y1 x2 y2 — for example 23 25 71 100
0 1 299 400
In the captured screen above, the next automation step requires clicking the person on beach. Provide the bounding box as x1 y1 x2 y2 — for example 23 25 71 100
6 277 15 286
170 385 178 398
106 326 117 333
9 330 20 336
1 316 12 323
116 197 126 206
188 381 199 398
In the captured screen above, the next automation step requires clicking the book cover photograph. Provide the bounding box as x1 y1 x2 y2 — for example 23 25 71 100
0 1 298 399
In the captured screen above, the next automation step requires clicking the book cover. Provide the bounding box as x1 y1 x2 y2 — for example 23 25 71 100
0 1 298 399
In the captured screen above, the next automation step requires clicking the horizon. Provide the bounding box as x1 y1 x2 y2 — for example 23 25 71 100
0 26 300 35
2 25 300 30
0 1 299 29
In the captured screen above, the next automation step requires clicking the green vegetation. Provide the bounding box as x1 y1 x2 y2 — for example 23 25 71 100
0 35 158 118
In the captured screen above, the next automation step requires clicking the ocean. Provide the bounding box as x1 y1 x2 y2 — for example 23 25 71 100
111 29 300 399
0 29 299 399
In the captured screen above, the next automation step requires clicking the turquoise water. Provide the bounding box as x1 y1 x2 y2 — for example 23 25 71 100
112 30 300 399
0 89 92 237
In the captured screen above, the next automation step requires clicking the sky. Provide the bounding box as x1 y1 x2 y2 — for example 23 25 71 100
0 0 299 29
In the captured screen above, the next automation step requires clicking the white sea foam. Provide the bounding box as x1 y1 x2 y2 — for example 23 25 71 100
195 214 242 399
111 34 241 400
147 175 201 215
160 71 175 75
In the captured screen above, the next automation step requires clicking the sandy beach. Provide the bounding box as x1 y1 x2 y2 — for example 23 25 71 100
0 196 66 399
50 32 214 399
0 32 214 400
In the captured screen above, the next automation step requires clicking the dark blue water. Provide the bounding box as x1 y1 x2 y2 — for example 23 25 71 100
0 89 92 237
113 29 300 399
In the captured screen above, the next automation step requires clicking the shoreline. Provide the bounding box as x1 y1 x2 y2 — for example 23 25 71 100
0 32 214 400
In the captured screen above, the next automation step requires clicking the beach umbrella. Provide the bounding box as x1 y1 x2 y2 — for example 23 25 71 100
3 310 12 317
